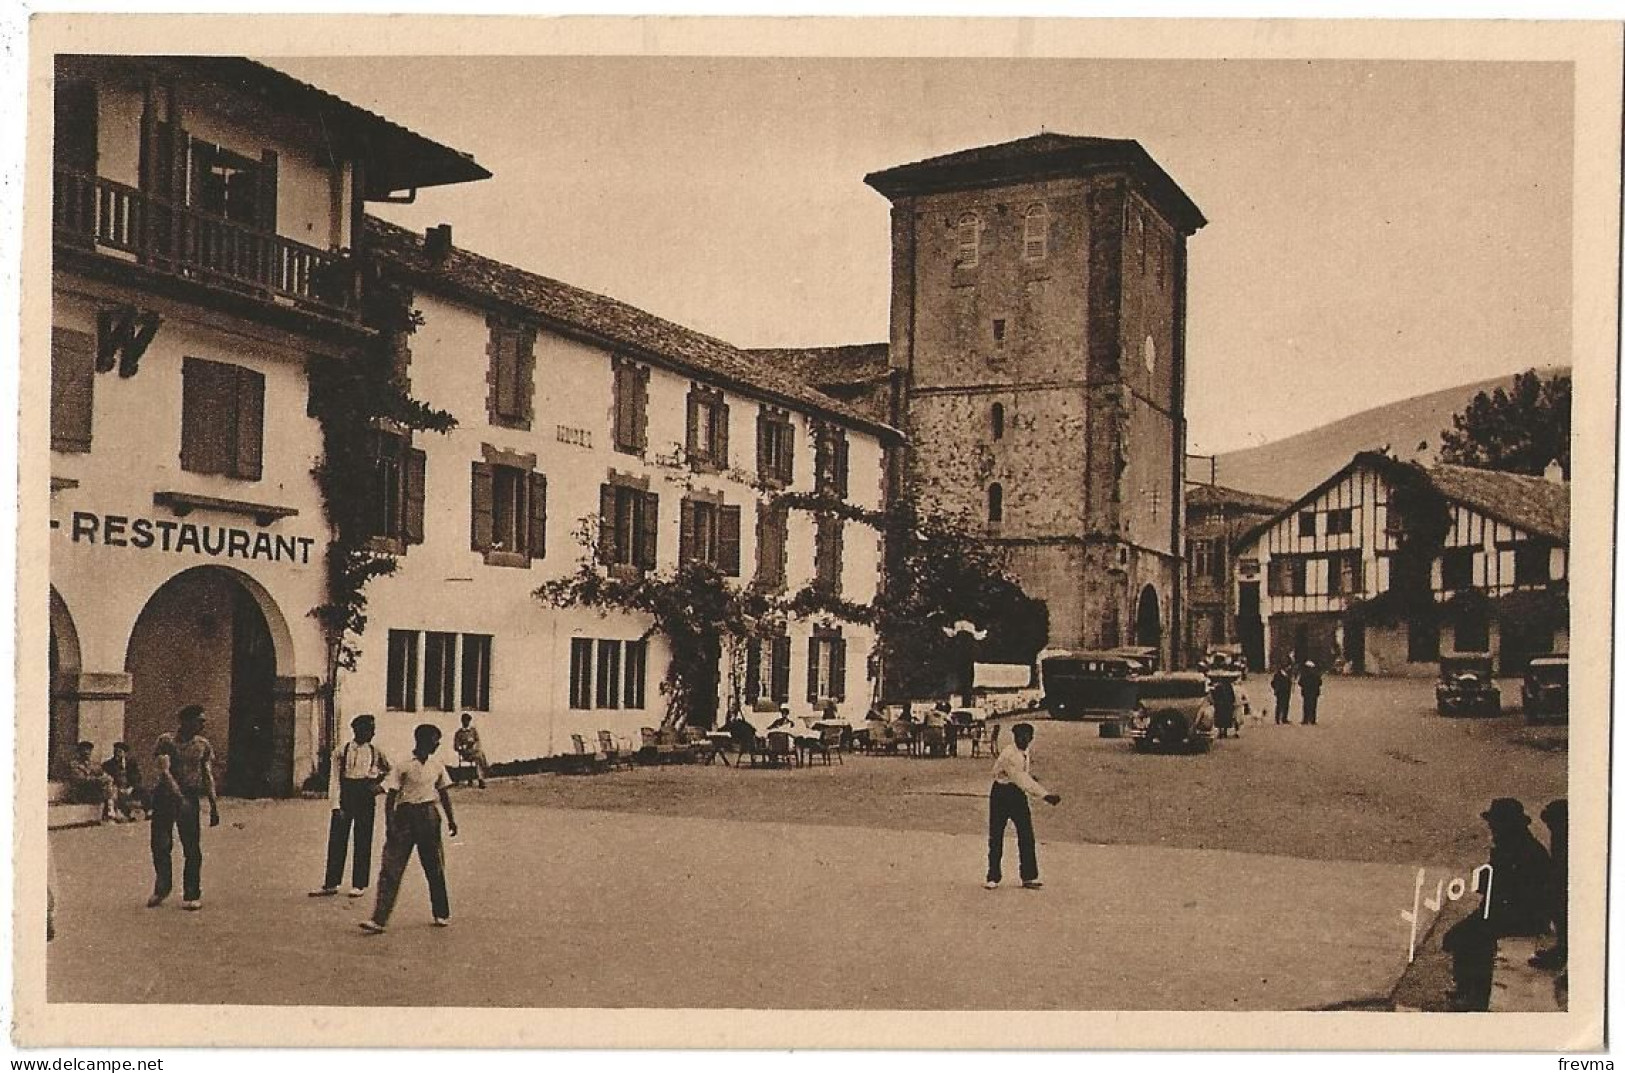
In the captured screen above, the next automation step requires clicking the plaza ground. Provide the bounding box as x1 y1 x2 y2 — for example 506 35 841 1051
46 675 1567 1010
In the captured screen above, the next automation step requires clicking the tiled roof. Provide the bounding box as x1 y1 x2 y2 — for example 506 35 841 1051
747 344 890 388
1426 463 1570 543
364 218 901 440
864 132 1206 234
1185 482 1293 516
182 58 490 194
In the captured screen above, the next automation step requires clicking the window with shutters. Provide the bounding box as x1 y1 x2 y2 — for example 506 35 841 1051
1325 508 1354 536
806 626 847 704
423 631 458 711
814 514 843 596
757 407 795 487
1513 543 1552 586
569 638 593 709
51 327 95 453
595 639 622 709
460 634 492 711
754 503 789 592
686 385 729 472
190 140 272 229
386 629 420 711
470 446 546 568
612 359 649 454
1267 556 1308 597
680 496 742 576
486 318 535 430
1022 204 1049 262
956 212 981 269
814 424 850 499
1326 552 1363 596
599 480 660 572
1297 512 1318 538
745 632 792 706
180 357 264 480
364 428 426 553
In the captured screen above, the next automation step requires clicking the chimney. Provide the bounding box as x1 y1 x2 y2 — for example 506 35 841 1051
424 223 452 262
1544 459 1566 484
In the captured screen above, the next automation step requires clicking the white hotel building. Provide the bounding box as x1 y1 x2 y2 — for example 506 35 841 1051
344 220 897 766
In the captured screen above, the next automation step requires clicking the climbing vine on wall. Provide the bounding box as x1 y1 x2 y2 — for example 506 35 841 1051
307 270 456 672
1346 453 1452 627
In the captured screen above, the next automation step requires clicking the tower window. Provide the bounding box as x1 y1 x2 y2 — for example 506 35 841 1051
1022 204 1048 262
956 213 980 269
988 483 1004 523
991 403 1005 441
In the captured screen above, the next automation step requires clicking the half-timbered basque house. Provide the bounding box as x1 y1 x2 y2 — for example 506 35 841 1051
1233 452 1569 676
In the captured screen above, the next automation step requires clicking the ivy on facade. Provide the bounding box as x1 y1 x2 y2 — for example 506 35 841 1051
1345 453 1452 629
307 270 456 673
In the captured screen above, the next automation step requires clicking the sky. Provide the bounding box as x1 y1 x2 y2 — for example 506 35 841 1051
274 55 1574 456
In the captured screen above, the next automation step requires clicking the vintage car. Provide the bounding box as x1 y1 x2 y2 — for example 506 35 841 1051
1129 673 1215 753
1112 646 1162 674
1039 650 1139 721
1522 655 1569 724
1435 655 1501 716
1202 645 1248 680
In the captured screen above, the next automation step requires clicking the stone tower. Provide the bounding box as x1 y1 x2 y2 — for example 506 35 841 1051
865 134 1205 664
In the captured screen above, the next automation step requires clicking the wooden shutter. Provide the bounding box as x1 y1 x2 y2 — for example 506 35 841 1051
470 461 494 552
403 446 427 545
598 483 619 565
233 366 264 480
806 637 821 703
637 491 660 570
756 412 769 478
633 367 649 451
685 390 700 458
831 639 847 702
744 642 761 703
771 635 792 703
181 358 231 475
679 498 697 565
835 433 850 498
256 150 279 233
755 503 774 586
50 327 94 453
527 471 548 559
492 329 518 420
714 400 730 468
782 421 795 484
612 364 632 450
719 505 742 577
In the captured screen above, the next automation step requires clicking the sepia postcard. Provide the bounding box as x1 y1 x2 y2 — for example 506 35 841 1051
12 12 1619 1053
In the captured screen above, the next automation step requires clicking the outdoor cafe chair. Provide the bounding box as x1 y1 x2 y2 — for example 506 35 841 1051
681 725 720 765
803 725 844 767
765 730 800 768
567 734 609 775
597 729 635 770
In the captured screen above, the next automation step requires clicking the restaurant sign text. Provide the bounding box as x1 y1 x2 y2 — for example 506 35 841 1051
53 510 317 565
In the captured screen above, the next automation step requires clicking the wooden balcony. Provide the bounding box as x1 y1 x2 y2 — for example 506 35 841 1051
53 168 360 323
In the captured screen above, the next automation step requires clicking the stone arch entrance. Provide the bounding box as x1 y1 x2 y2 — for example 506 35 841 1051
49 586 82 777
124 566 294 797
1134 584 1162 654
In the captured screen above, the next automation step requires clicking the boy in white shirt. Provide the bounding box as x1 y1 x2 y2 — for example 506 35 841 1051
361 723 459 933
986 722 1061 890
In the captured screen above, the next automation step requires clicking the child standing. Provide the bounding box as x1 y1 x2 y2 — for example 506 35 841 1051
361 724 458 934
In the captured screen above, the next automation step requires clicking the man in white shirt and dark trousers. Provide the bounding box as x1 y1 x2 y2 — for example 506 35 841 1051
310 714 391 898
361 723 458 933
986 722 1061 890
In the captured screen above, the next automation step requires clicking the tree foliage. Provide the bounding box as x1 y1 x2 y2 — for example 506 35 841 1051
1438 369 1571 477
1345 453 1450 628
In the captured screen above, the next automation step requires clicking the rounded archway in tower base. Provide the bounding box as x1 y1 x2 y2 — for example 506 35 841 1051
1134 584 1163 654
124 566 293 798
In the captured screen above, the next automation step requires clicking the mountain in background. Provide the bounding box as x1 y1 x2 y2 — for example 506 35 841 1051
1209 367 1570 501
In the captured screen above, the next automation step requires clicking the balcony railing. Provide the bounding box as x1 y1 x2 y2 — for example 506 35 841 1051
53 168 359 321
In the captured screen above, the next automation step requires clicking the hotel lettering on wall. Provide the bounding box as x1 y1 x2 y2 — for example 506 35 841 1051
53 510 317 566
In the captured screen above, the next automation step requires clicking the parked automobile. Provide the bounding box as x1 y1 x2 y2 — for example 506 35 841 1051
1129 673 1215 753
1522 654 1569 724
1112 646 1161 674
1435 655 1501 716
1039 650 1139 721
1202 645 1248 680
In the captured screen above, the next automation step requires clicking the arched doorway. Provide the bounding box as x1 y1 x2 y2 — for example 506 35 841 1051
1134 584 1162 653
124 566 292 798
49 587 82 777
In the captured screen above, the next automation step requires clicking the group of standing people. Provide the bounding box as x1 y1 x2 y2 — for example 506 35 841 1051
1269 658 1324 725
